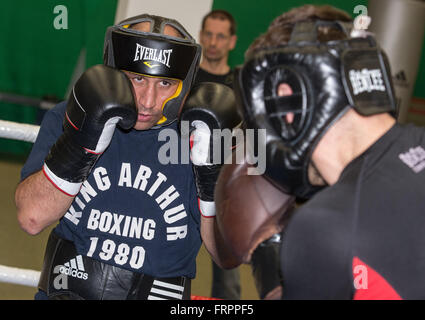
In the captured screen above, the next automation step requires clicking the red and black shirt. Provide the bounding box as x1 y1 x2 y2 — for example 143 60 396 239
281 123 425 299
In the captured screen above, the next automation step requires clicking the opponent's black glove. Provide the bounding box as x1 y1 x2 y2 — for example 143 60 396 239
43 65 137 196
180 82 241 217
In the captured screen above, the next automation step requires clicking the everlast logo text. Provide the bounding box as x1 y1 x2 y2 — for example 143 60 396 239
134 43 172 68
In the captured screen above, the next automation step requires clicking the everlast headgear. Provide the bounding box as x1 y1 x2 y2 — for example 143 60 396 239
104 14 202 127
234 20 397 199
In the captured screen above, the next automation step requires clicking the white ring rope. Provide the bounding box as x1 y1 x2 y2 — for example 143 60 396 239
0 120 39 143
0 119 41 288
0 265 40 287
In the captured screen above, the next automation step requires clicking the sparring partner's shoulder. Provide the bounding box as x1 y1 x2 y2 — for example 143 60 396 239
281 182 358 299
355 122 425 201
20 101 66 181
397 123 425 180
398 122 425 156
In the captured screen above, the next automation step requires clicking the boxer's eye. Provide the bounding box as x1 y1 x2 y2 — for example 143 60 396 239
133 76 144 83
159 80 172 87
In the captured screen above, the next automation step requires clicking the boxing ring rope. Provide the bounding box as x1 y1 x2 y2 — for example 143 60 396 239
0 120 39 143
0 265 40 288
0 119 217 299
0 91 57 111
0 120 41 288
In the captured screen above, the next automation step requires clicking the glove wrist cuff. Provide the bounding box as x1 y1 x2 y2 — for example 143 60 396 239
43 164 82 196
44 134 99 195
198 199 216 218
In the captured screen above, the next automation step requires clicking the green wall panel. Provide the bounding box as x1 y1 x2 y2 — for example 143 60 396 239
0 0 117 155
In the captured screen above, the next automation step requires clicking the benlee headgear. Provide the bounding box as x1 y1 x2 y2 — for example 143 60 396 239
103 14 202 127
234 20 397 199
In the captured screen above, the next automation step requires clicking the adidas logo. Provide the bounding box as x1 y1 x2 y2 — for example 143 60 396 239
395 70 406 82
58 255 89 280
393 70 409 87
147 280 185 300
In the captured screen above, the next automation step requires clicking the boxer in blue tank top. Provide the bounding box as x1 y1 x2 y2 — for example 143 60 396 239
15 14 240 300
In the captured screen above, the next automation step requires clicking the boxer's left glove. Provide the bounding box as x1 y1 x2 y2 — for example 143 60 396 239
180 82 241 217
43 65 137 196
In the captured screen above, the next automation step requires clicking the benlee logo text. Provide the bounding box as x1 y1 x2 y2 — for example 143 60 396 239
133 43 173 68
349 68 386 95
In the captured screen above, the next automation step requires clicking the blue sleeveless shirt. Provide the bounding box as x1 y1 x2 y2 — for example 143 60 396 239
21 102 202 278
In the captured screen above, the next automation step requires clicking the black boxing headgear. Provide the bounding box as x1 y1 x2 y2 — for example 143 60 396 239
234 20 397 199
103 14 201 127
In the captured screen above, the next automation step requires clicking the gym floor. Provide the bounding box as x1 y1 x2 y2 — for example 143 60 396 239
0 155 259 300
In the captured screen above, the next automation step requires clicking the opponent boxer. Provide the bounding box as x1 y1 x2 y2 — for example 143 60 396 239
223 4 425 299
15 13 239 300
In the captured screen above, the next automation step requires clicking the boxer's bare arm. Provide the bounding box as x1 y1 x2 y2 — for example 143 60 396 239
15 170 73 235
16 66 137 236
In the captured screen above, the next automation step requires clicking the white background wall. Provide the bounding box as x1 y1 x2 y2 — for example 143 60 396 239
115 0 214 42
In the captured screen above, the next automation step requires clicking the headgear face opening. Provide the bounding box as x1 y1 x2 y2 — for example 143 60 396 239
235 20 397 199
104 14 202 127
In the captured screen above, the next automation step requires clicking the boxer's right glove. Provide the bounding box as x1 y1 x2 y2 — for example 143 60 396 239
43 65 137 196
179 82 241 217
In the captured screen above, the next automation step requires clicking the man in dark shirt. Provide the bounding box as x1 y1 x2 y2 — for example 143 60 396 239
230 5 425 299
196 9 236 88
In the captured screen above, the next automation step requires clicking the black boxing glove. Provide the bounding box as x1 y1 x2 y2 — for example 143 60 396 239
180 82 241 217
251 233 283 300
43 65 137 196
